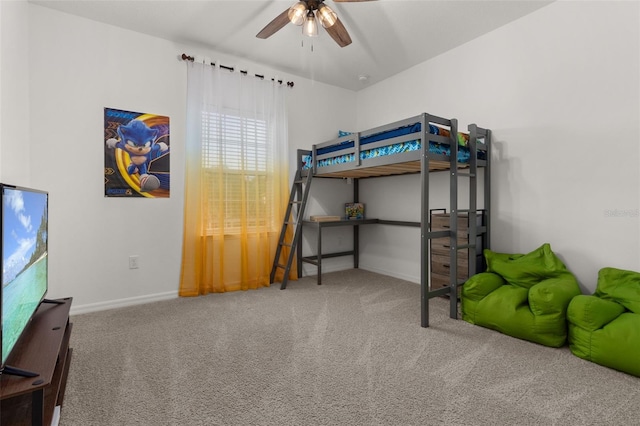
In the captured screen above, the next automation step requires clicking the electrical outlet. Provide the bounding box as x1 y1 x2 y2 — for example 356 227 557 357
129 255 140 269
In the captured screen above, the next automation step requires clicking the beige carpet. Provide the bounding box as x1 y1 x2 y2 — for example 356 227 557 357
62 269 640 425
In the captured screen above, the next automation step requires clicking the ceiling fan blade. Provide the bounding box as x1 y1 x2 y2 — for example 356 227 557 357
256 9 291 39
325 17 352 47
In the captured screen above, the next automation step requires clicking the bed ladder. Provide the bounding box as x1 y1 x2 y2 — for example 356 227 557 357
422 118 489 327
270 169 313 289
441 122 480 321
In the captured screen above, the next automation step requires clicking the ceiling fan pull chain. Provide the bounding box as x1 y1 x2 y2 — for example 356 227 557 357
299 38 313 53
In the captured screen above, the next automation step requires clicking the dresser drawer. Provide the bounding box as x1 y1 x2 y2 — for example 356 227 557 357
431 254 468 278
431 237 469 255
430 273 451 289
430 273 463 301
431 214 470 231
430 211 485 297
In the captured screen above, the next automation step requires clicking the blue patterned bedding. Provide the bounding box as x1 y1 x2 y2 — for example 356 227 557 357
302 123 485 170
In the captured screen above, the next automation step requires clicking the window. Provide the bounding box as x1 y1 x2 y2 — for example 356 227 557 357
202 111 276 234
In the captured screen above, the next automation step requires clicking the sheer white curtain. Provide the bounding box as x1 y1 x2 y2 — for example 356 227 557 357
180 61 293 295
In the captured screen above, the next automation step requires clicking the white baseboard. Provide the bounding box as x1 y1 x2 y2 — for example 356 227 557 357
70 268 417 315
70 291 179 315
300 262 353 277
303 262 421 285
358 264 420 285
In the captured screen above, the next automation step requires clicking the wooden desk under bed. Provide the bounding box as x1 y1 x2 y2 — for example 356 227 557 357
299 218 379 285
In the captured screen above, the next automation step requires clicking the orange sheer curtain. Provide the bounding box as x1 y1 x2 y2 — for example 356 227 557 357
179 61 295 296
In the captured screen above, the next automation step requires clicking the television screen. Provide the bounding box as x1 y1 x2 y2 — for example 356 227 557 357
1 184 49 370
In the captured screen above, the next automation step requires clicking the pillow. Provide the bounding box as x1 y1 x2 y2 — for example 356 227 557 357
595 267 640 314
484 250 524 273
484 243 568 289
428 124 469 147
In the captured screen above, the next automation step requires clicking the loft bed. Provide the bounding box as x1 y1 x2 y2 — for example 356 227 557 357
295 112 491 327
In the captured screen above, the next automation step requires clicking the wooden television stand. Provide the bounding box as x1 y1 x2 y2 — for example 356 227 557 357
1 297 73 426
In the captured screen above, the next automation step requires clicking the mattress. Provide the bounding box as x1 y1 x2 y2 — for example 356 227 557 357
302 123 486 170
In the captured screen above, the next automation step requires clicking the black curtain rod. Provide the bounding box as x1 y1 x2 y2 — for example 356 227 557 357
181 53 294 88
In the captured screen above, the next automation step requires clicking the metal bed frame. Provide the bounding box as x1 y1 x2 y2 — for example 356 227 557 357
276 112 491 327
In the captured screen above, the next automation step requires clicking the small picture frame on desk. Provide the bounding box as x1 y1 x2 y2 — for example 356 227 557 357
345 203 365 220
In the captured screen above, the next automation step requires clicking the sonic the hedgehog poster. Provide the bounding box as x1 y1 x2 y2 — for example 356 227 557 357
104 107 170 198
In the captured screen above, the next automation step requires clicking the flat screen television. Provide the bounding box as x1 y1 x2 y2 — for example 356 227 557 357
1 183 49 377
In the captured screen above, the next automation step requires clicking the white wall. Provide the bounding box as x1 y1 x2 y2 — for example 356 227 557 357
0 1 2 177
0 0 30 184
355 1 640 292
0 4 357 313
284 68 358 276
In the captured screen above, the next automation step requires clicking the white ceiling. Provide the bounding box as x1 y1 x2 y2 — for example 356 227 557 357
30 0 553 91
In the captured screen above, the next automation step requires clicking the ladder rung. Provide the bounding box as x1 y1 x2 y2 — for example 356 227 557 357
456 244 476 249
291 201 302 205
441 243 476 250
457 173 476 177
276 263 286 269
280 242 292 248
436 280 467 287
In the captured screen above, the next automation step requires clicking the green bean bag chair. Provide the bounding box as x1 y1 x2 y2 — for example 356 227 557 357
567 267 640 377
461 243 581 347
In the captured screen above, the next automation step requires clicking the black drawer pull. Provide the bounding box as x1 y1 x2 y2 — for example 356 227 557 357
443 263 450 268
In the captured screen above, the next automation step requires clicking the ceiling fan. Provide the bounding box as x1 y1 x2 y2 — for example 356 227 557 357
256 0 374 48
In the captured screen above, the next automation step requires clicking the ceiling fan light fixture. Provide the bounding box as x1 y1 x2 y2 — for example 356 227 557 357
288 2 308 26
256 0 356 48
302 10 318 37
317 4 337 29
